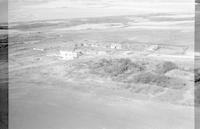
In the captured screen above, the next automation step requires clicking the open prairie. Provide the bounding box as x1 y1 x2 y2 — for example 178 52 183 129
6 1 195 129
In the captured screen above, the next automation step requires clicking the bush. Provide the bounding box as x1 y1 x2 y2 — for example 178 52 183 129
90 58 145 77
195 68 200 84
132 72 169 85
195 86 200 106
0 35 8 43
129 72 185 89
155 61 177 74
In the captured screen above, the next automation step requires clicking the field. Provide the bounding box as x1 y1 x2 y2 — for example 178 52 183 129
5 2 196 129
0 29 8 129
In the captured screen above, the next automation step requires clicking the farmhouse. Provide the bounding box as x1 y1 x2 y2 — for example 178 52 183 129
59 50 78 60
110 43 122 49
147 45 159 51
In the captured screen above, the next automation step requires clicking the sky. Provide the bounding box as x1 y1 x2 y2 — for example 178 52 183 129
8 0 194 22
9 0 194 9
0 0 8 23
10 0 193 3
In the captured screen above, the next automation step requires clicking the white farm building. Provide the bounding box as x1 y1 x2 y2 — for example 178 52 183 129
110 43 122 49
59 50 78 60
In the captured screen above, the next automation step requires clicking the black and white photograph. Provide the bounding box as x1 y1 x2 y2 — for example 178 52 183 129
0 0 199 129
0 0 8 128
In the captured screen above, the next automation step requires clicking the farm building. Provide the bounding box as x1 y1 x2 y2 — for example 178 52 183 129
59 50 78 60
110 43 122 49
147 45 159 51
